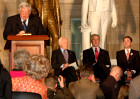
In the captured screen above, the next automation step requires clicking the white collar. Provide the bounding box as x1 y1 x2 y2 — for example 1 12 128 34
125 48 131 54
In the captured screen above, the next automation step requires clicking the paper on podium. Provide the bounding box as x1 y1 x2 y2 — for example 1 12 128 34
69 62 78 70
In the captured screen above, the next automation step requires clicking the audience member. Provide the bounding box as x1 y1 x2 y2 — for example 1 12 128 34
0 60 12 99
100 66 123 99
12 55 50 99
45 74 74 99
116 36 140 85
69 65 104 99
83 34 111 81
10 49 30 78
51 37 78 87
118 85 129 99
129 75 140 99
3 1 44 40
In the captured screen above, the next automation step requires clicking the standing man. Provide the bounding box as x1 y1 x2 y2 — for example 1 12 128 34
3 2 44 40
100 66 123 99
83 34 111 81
51 37 78 87
81 0 117 49
116 36 140 84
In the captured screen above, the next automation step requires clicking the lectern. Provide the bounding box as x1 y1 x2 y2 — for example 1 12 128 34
4 35 49 71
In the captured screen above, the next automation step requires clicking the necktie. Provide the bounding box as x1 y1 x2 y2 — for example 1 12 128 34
126 49 129 60
23 20 27 32
95 48 99 61
63 50 68 63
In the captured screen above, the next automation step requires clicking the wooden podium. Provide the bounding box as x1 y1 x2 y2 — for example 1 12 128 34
4 35 49 71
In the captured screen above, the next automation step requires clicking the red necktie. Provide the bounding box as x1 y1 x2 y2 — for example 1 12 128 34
95 48 99 61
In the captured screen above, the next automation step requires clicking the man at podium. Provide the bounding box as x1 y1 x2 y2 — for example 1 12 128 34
3 2 45 40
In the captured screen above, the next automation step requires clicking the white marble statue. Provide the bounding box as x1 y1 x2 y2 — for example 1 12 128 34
81 0 117 50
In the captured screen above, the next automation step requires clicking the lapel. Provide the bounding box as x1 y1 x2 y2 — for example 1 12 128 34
89 47 96 61
122 50 128 62
58 48 66 63
26 15 33 32
17 15 24 30
129 49 134 61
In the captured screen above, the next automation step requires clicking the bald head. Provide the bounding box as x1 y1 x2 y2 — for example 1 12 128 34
110 66 123 81
58 37 68 49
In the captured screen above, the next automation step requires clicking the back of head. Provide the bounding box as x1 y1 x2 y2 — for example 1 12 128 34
45 73 57 89
79 65 94 77
118 85 129 99
23 55 50 80
110 66 123 81
14 49 30 69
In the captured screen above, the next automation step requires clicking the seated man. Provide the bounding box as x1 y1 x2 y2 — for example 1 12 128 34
3 1 44 40
83 34 111 81
100 66 123 99
69 65 104 99
116 36 140 85
45 74 74 99
51 37 78 87
0 60 12 99
10 49 30 78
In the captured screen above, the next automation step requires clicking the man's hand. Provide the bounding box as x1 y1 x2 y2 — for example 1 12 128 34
126 71 132 78
90 74 96 83
16 31 25 36
58 75 64 88
62 63 69 71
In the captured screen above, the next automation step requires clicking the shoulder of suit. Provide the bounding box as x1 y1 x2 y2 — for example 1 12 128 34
7 14 20 20
83 47 92 52
131 49 139 53
117 50 124 53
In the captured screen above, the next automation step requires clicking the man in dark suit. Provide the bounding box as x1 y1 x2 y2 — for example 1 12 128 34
83 34 111 81
51 37 78 87
129 75 140 99
100 66 123 99
0 60 12 99
69 65 104 99
3 2 44 40
116 36 140 84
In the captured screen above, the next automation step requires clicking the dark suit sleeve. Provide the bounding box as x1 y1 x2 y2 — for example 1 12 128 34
69 51 78 66
3 17 13 40
135 51 140 75
36 16 45 35
51 50 62 75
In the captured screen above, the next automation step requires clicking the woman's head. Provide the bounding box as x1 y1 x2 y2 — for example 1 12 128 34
118 85 129 99
23 55 50 80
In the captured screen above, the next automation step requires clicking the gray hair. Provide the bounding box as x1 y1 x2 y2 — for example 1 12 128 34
23 55 50 80
14 49 30 69
18 2 31 11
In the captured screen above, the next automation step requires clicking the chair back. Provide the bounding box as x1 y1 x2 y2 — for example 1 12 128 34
12 91 42 99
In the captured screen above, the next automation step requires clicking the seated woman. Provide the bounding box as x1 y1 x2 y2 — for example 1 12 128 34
0 60 12 99
12 55 51 99
10 49 30 78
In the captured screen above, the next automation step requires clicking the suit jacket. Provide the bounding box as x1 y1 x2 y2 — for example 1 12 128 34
69 78 104 99
83 47 111 79
129 75 140 99
51 48 78 76
100 75 120 99
0 67 12 99
3 13 44 40
47 87 74 99
116 49 140 76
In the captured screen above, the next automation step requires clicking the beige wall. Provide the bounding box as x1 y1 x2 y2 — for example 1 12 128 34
0 0 139 70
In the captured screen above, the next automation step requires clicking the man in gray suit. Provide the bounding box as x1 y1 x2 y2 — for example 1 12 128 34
69 65 104 99
129 75 140 99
